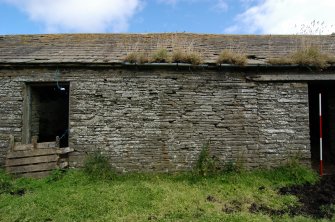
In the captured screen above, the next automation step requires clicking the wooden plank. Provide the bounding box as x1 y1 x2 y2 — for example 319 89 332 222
14 142 57 151
32 136 38 149
19 171 52 179
6 148 59 159
6 162 58 174
37 141 57 149
9 135 14 151
57 147 74 154
6 155 58 167
22 84 31 144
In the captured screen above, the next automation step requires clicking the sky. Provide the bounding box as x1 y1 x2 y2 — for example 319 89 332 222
0 0 334 35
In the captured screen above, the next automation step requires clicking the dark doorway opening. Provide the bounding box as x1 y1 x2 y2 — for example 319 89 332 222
29 82 69 147
309 82 335 168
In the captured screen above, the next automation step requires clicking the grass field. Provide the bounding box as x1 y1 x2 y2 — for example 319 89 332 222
0 163 327 222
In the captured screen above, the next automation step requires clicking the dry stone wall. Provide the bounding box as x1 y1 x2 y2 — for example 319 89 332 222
0 76 23 165
257 83 310 167
0 68 310 170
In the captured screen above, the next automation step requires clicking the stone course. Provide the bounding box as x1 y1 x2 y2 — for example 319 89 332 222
0 68 310 171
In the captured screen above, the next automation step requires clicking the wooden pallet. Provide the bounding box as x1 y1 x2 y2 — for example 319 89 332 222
6 135 73 178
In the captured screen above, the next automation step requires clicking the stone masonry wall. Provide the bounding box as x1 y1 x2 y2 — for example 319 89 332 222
0 76 23 165
257 83 311 167
0 68 310 171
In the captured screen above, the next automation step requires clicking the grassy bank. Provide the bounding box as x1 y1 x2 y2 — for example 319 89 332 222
0 164 324 222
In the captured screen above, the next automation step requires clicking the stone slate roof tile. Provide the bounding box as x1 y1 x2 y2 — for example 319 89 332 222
0 33 334 65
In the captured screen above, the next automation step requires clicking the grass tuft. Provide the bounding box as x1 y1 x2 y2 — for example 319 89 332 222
291 46 329 68
184 52 203 65
268 57 294 65
217 50 247 66
171 50 203 65
150 48 170 63
328 56 335 64
171 50 185 63
46 169 66 183
268 46 335 68
123 52 137 63
0 169 13 194
83 152 116 180
137 53 149 64
125 49 204 65
195 142 218 176
124 52 149 64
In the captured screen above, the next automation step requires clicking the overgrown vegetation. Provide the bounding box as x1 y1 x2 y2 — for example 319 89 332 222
269 46 335 68
195 142 218 176
195 142 243 177
150 48 170 63
268 57 294 65
0 169 13 194
170 50 203 65
0 163 323 222
83 152 116 180
170 50 185 63
124 52 149 64
0 150 323 221
268 21 335 68
216 50 247 66
183 52 203 65
123 48 203 65
291 46 334 68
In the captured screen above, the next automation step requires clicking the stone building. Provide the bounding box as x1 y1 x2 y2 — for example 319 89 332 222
0 33 335 172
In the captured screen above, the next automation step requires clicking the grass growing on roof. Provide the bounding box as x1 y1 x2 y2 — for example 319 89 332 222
150 48 170 63
217 50 247 66
0 163 321 222
268 57 294 65
183 52 203 65
268 46 335 68
291 46 330 68
171 50 203 65
171 50 185 63
124 52 149 64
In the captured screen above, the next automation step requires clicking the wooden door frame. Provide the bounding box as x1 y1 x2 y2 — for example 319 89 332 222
22 83 31 144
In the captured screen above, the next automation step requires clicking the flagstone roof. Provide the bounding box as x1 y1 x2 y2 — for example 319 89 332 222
0 33 334 66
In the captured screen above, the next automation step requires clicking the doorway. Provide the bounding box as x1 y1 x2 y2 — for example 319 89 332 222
24 82 70 147
309 82 335 167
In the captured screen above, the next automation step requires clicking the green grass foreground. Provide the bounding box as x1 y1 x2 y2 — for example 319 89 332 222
0 164 326 222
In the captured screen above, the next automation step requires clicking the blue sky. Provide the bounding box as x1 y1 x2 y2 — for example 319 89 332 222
0 0 334 35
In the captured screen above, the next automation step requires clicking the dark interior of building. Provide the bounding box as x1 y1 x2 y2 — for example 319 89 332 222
309 82 335 167
30 83 69 147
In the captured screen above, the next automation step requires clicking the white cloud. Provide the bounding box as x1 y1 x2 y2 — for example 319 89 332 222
226 0 335 34
214 0 228 11
2 0 143 33
157 0 228 10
